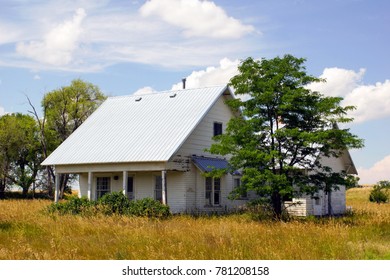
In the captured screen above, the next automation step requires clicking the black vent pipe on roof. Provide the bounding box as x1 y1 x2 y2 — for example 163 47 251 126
182 78 186 89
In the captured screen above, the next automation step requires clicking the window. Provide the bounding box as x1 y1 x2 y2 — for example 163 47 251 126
213 122 223 137
234 177 247 199
127 176 134 200
154 176 168 203
205 177 221 206
96 177 110 199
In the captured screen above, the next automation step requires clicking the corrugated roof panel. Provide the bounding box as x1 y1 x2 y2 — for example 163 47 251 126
42 85 229 165
192 156 230 173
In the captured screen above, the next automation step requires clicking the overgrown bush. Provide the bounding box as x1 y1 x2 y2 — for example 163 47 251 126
127 197 171 218
46 192 170 218
98 191 131 215
369 181 390 203
47 196 96 215
242 198 279 221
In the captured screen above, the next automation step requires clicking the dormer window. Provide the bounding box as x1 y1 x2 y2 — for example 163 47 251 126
213 122 222 137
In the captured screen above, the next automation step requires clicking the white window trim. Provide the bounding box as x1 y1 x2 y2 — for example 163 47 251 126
205 177 221 207
96 176 111 200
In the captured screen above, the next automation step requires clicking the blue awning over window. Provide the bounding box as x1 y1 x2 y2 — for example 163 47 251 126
192 156 229 173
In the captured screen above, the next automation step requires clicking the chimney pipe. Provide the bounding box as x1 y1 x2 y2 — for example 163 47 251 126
182 78 186 89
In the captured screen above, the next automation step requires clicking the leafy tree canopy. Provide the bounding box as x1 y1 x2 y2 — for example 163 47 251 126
43 78 107 145
0 113 41 196
208 55 364 218
41 79 106 198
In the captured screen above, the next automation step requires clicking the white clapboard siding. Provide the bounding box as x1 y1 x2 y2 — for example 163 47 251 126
174 95 235 157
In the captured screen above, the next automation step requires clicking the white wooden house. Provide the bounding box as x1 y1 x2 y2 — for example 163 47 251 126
42 85 357 216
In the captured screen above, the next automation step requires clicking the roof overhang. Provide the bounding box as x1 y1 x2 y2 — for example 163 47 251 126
191 156 240 175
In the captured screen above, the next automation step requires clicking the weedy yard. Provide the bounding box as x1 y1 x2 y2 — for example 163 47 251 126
0 188 389 260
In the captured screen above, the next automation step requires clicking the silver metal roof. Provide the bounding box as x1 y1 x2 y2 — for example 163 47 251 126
42 85 230 166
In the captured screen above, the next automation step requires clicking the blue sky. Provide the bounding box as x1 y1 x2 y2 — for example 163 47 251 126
0 0 389 184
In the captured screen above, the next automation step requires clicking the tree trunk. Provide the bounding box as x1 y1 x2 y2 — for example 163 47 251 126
32 180 36 199
0 181 5 199
22 186 28 196
47 166 54 197
59 174 69 199
271 192 283 219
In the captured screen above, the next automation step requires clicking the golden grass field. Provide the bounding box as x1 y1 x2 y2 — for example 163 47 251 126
0 187 389 260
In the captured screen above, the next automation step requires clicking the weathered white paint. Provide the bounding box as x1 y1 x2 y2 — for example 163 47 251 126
167 93 247 213
285 153 349 216
173 95 235 158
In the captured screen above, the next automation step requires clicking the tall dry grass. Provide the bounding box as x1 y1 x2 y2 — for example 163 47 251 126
0 188 389 260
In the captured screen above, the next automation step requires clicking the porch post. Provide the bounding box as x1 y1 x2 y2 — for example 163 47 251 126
88 171 93 200
54 173 60 203
123 171 128 196
161 170 167 205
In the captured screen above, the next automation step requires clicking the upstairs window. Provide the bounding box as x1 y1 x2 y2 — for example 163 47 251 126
213 122 223 137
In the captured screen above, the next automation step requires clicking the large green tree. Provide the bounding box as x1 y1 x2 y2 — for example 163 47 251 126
0 113 42 197
39 79 106 198
209 55 364 218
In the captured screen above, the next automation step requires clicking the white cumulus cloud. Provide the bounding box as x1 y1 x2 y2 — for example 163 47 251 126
309 68 366 97
140 0 254 39
16 8 86 66
357 155 390 184
171 57 239 90
308 67 390 123
1 1 257 71
133 86 156 96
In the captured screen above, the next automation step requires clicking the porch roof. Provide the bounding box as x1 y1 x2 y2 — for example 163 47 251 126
192 156 230 173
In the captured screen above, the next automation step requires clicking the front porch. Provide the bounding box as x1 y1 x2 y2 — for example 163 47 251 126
53 162 174 206
57 170 168 202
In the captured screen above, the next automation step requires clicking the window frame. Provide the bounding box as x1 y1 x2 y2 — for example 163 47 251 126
213 122 223 137
127 176 134 200
155 175 163 203
96 176 111 200
205 177 221 206
233 177 247 200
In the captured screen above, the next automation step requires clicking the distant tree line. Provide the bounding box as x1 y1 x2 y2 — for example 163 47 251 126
0 79 106 198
